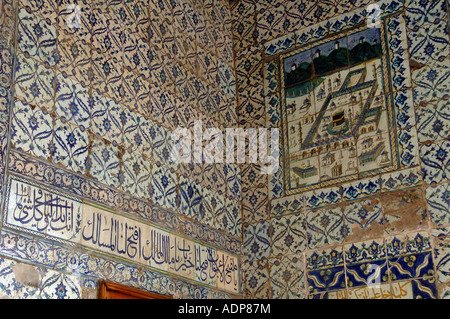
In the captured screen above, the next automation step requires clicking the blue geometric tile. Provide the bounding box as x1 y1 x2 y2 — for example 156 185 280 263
411 278 438 299
389 251 434 281
11 100 53 160
420 139 450 184
426 182 450 226
55 73 91 130
306 249 346 293
52 118 89 174
89 138 121 188
346 259 389 288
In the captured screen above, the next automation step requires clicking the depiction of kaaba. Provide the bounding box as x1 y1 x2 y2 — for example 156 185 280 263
281 27 397 191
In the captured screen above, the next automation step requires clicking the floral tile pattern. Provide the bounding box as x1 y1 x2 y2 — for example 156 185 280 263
0 0 449 300
55 73 91 130
121 150 151 199
270 255 305 298
52 118 89 174
151 163 177 211
426 182 450 226
14 53 55 112
17 8 57 67
271 212 307 256
89 138 121 188
420 139 450 185
11 100 53 160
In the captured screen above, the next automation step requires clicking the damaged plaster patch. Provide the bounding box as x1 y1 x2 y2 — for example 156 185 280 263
12 263 41 288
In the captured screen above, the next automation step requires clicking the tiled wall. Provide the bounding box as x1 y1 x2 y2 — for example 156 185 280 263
232 0 450 299
0 0 449 300
0 0 242 298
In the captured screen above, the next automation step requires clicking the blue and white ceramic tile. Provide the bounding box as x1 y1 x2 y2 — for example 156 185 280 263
426 182 450 226
123 31 152 80
408 19 449 65
151 163 177 211
55 73 91 130
243 221 271 262
151 122 177 170
271 212 307 256
14 52 55 112
178 174 204 221
306 248 346 293
225 198 242 238
40 269 81 299
122 108 152 156
118 69 152 115
265 93 281 129
268 163 284 200
202 187 225 230
386 14 412 92
121 150 151 199
244 265 270 298
397 128 420 168
432 227 450 284
416 99 450 143
380 167 422 192
341 175 381 201
405 0 448 30
52 118 89 174
343 198 384 233
306 206 346 249
11 100 53 160
412 59 450 104
303 186 342 209
345 239 386 265
89 138 121 188
225 163 241 200
17 8 57 67
420 139 450 185
90 91 124 146
270 254 305 299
